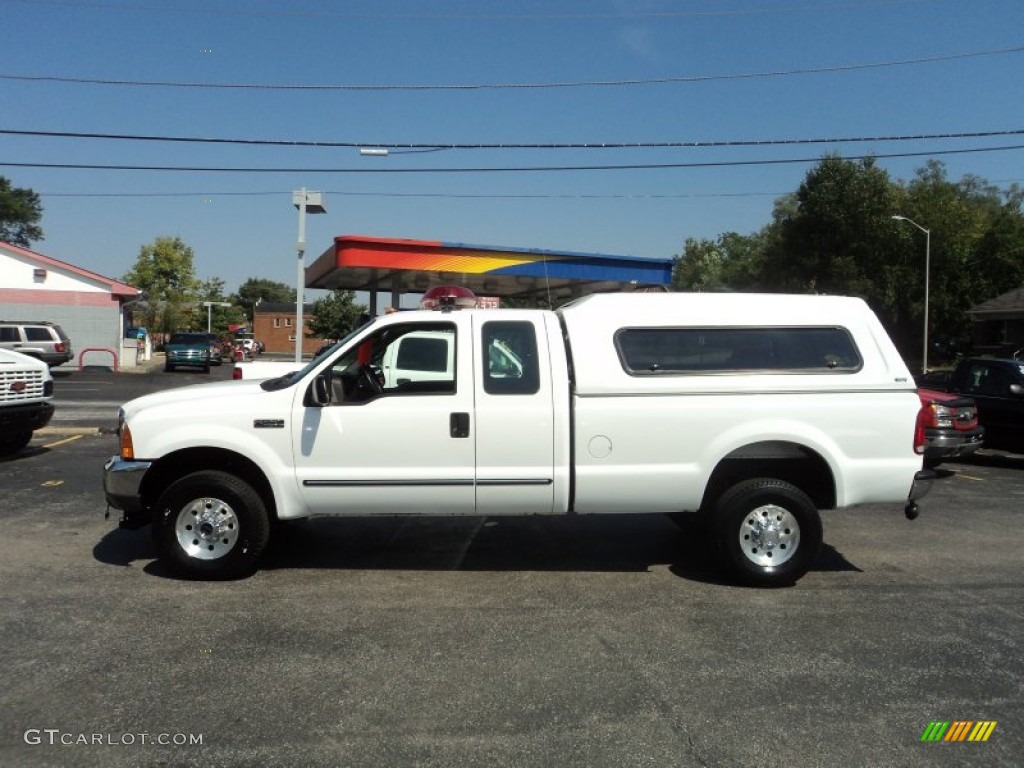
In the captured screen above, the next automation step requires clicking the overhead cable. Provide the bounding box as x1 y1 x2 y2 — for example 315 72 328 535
7 0 934 21
3 127 1022 150
4 143 1023 174
1 45 1020 91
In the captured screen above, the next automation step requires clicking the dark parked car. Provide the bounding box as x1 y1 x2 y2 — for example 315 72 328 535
917 357 1024 453
164 332 212 373
917 388 984 468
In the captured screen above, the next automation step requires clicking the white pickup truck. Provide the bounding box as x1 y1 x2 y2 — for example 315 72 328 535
0 348 55 455
232 353 327 381
104 290 932 586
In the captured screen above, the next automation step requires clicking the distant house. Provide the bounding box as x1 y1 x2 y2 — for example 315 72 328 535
252 302 331 355
0 240 142 368
968 286 1024 357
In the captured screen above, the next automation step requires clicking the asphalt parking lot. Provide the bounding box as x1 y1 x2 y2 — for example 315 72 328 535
1 366 1022 767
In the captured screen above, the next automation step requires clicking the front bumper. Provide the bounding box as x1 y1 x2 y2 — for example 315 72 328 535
167 352 209 365
103 456 153 528
0 401 54 432
924 426 985 459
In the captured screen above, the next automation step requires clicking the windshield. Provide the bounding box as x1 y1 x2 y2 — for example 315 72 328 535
259 325 368 392
169 333 204 345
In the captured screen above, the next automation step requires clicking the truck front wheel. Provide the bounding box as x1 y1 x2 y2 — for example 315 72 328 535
152 470 270 580
714 478 822 587
0 429 33 456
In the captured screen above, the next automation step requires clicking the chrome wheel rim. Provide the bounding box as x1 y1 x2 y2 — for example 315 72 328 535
174 497 239 560
739 504 800 567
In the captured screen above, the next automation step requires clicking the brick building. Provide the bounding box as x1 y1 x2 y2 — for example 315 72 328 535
252 302 331 355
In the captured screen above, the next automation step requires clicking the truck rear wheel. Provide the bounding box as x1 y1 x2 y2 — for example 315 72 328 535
152 470 270 580
714 478 822 587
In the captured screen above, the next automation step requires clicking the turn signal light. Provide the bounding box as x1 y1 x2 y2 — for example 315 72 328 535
120 422 135 460
913 405 927 455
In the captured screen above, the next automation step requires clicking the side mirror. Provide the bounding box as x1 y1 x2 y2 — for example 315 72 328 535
311 373 332 406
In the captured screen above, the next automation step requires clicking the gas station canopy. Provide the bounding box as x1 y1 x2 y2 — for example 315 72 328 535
307 235 672 308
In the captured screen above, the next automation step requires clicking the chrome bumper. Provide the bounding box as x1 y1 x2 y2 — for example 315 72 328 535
103 456 152 515
924 426 985 458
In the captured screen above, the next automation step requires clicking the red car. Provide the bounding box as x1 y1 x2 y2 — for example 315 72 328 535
917 388 985 468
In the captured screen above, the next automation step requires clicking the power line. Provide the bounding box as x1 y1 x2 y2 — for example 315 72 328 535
2 44 1020 92
5 0 938 21
32 190 782 201
5 143 1023 174
3 127 1022 150
36 177 1024 200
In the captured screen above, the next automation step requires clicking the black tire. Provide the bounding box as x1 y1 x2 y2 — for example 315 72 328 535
151 470 270 580
0 430 33 456
714 478 822 588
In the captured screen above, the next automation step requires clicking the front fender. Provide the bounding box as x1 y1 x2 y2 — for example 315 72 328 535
127 392 306 519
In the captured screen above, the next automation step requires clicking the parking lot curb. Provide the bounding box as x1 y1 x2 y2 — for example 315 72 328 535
37 426 102 436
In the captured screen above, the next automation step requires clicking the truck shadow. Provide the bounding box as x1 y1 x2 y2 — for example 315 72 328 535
0 446 52 463
93 514 861 585
958 451 1024 471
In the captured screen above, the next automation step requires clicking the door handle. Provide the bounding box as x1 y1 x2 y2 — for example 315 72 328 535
450 412 470 438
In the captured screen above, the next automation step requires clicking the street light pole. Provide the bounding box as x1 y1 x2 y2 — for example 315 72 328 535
202 301 231 333
892 215 931 374
292 188 327 364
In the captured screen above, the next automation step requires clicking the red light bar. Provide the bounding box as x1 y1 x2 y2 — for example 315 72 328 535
420 285 477 310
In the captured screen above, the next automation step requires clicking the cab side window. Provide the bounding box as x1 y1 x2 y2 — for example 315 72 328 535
482 321 539 395
326 323 456 405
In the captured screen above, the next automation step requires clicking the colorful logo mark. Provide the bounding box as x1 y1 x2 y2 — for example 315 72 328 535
921 721 997 742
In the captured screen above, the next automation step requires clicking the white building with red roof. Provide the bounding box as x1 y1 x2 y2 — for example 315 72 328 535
0 240 142 368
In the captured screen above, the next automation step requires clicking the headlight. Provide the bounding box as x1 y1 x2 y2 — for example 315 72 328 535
930 403 954 428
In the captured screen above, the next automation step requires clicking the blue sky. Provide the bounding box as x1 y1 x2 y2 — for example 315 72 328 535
2 0 1023 298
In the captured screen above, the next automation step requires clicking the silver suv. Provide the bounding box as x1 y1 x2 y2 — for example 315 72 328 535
0 321 74 367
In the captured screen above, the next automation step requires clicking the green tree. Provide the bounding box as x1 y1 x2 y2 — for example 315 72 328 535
672 157 1024 365
307 289 366 340
231 278 297 321
673 237 727 291
123 236 200 335
0 176 44 247
895 162 1024 358
673 232 769 292
762 155 901 295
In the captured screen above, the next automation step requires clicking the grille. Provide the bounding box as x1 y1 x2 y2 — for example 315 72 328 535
954 407 977 427
0 368 47 402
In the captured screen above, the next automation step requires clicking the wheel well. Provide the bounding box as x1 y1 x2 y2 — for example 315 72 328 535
700 441 836 512
140 448 277 520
